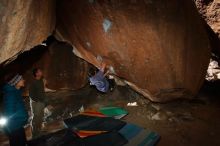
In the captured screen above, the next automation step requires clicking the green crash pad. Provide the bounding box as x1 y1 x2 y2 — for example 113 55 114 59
99 107 128 119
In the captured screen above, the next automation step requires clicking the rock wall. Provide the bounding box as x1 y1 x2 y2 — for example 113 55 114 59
0 0 55 64
195 0 220 38
56 0 211 102
40 42 89 90
0 42 89 92
195 0 220 60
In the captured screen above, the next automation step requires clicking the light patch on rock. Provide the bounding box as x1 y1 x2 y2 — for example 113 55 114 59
206 59 220 81
113 75 127 86
79 105 85 113
125 80 156 101
103 18 112 33
86 42 91 48
96 55 103 62
151 111 168 121
108 66 115 74
2 16 6 23
44 106 53 120
41 42 47 46
151 104 161 111
72 45 83 58
127 102 138 106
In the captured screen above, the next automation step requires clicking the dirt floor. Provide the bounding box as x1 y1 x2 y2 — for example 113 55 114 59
0 81 220 146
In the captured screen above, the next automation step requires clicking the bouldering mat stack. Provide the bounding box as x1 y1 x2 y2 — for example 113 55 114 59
63 114 126 138
64 115 126 131
119 123 160 146
27 129 81 146
82 131 128 146
64 114 160 146
80 110 106 117
29 114 160 146
28 129 127 146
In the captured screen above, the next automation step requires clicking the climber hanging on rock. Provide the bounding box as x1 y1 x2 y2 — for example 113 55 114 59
88 62 115 93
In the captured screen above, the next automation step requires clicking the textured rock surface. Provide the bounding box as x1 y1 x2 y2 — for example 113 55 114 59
195 0 220 38
195 0 220 62
206 60 220 81
0 42 89 91
40 42 89 90
56 0 210 102
0 0 55 64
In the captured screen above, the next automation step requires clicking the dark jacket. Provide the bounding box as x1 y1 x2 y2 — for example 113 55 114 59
2 84 28 134
29 79 47 103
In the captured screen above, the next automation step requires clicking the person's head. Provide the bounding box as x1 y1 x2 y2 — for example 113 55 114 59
88 67 98 77
7 74 25 89
32 68 43 79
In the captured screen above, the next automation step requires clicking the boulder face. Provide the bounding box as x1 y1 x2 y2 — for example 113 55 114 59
0 0 55 64
56 0 211 102
0 0 212 102
39 42 89 90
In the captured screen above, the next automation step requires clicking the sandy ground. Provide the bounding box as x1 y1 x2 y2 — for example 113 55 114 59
0 82 220 146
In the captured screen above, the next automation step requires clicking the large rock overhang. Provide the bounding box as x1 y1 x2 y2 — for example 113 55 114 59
55 0 211 102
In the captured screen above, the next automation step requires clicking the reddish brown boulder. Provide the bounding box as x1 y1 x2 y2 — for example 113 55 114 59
37 42 89 90
56 0 211 102
0 0 55 64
